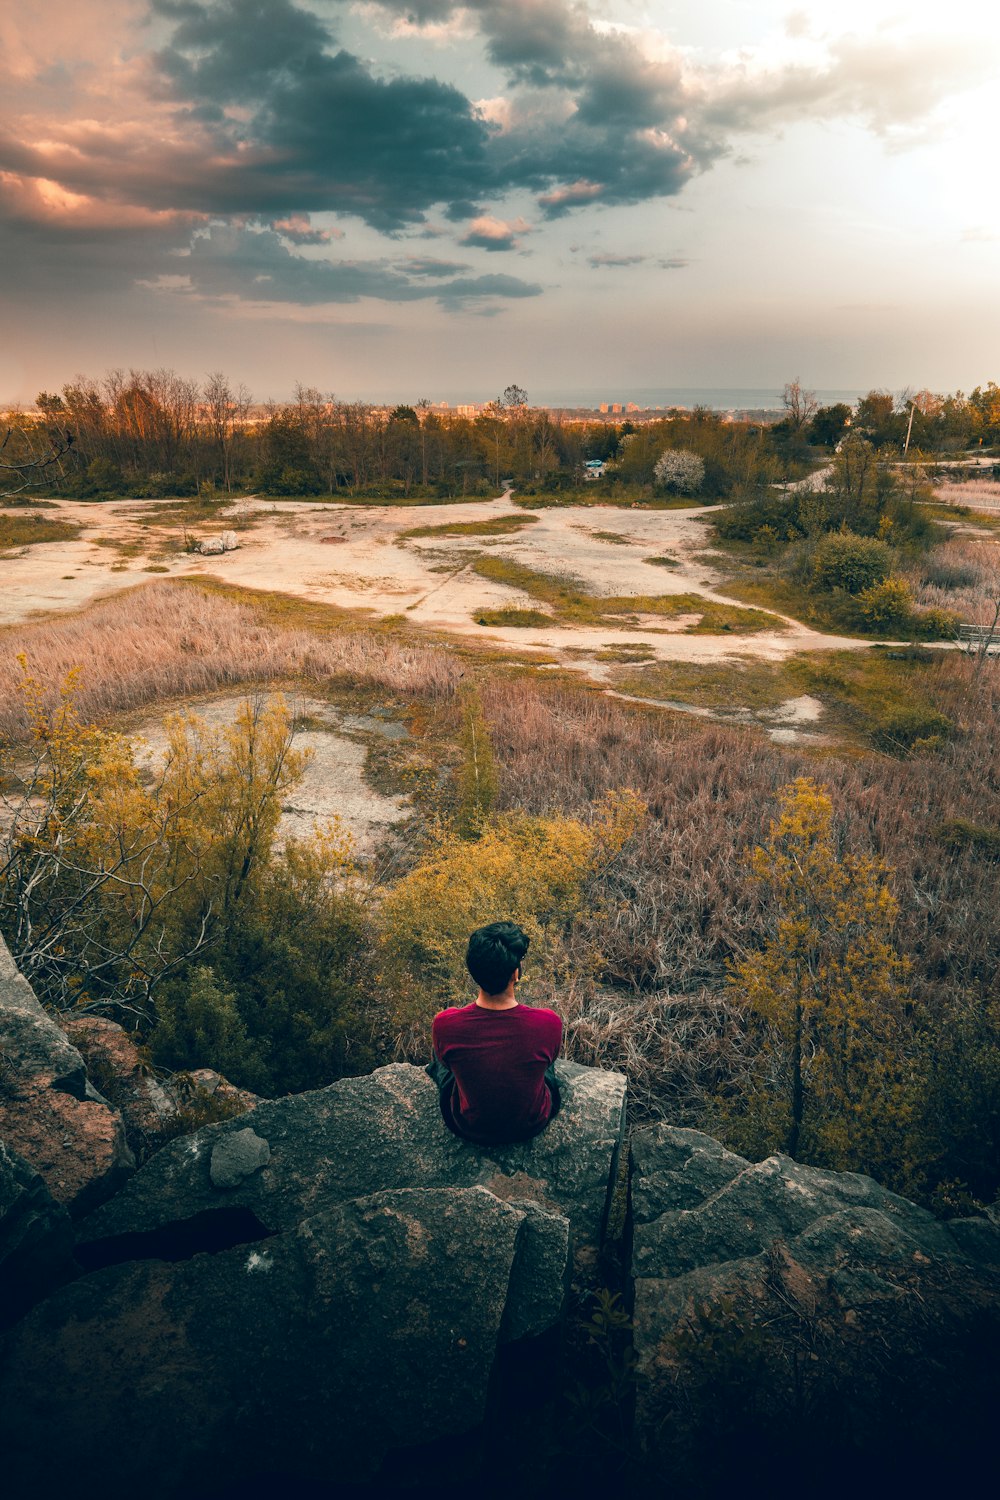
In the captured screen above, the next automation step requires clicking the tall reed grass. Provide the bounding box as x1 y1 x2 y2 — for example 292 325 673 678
0 582 460 741
483 661 1000 1128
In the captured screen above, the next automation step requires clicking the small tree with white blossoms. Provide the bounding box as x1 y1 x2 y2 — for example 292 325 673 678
654 448 705 494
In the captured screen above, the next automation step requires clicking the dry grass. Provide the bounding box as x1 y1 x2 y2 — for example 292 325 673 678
400 513 539 540
934 479 1000 509
481 660 1000 1038
910 538 1000 621
0 581 461 741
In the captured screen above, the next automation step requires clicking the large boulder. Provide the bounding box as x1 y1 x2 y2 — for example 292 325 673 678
0 1185 545 1495
630 1124 1000 1478
0 936 133 1216
0 1060 621 1494
79 1059 626 1281
0 1140 75 1328
61 1016 178 1160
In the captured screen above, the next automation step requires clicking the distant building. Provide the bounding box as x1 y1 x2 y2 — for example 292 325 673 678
626 403 640 413
610 403 623 414
599 403 609 414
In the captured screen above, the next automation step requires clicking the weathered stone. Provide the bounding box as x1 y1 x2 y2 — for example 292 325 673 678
62 1016 177 1158
80 1060 626 1278
0 935 133 1215
0 1186 534 1495
182 1067 262 1115
0 1140 75 1328
499 1199 571 1343
209 1127 270 1188
0 947 89 1097
630 1124 1000 1467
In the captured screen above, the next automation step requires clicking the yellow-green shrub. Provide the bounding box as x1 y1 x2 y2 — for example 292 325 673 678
377 791 644 1040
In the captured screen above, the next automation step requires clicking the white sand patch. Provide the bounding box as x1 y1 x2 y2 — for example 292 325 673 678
764 694 824 725
128 694 409 857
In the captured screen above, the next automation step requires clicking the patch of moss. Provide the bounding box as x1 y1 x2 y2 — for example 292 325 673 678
0 513 82 555
400 513 539 540
472 556 777 634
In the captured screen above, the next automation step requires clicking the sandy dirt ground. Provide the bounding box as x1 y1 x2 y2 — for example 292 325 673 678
1 492 866 680
128 694 410 858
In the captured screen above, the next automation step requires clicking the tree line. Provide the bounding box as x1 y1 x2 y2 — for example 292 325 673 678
5 369 998 504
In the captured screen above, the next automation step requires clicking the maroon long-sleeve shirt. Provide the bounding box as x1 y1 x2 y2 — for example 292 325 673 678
431 1002 563 1145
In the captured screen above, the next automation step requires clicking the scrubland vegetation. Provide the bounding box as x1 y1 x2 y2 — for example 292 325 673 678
3 380 1000 1209
713 436 973 640
2 569 999 1210
0 582 460 741
471 556 775 633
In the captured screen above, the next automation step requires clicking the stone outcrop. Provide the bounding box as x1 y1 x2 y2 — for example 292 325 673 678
0 937 133 1216
630 1124 1000 1474
61 1015 178 1158
0 1140 75 1328
1 1185 552 1492
2 928 999 1491
78 1060 626 1280
0 1059 623 1496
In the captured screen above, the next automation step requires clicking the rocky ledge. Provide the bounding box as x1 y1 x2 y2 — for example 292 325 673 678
1 936 999 1493
1 1059 626 1494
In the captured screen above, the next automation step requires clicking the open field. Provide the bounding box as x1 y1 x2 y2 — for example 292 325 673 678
0 491 874 690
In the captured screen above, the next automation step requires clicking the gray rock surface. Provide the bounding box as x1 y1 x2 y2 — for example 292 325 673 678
0 934 133 1215
80 1059 626 1278
630 1124 1000 1462
0 1185 532 1495
209 1127 270 1188
0 939 89 1095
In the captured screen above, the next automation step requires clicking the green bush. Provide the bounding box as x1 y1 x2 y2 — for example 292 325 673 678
152 966 268 1090
914 606 962 641
870 707 954 756
714 491 803 544
812 531 893 595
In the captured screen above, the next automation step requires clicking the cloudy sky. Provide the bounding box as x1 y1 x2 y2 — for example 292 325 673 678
0 0 996 403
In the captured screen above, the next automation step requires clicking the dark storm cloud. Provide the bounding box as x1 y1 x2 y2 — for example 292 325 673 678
400 257 471 277
142 1 493 231
1 0 989 323
364 0 711 212
142 0 710 224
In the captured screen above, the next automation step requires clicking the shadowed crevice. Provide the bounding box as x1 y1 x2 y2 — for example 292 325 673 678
75 1206 276 1270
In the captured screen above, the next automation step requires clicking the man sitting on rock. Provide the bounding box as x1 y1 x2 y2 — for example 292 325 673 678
428 920 563 1145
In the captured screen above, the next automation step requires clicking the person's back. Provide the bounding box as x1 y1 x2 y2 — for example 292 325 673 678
429 920 562 1145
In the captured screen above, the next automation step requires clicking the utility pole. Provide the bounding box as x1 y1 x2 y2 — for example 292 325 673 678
903 399 916 456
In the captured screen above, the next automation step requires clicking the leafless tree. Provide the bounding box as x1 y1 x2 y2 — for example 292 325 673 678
782 377 819 429
0 420 75 499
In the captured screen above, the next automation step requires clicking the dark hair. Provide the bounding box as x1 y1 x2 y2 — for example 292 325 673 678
466 921 530 996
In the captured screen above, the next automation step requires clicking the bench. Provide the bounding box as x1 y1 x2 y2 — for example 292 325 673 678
959 623 1000 647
